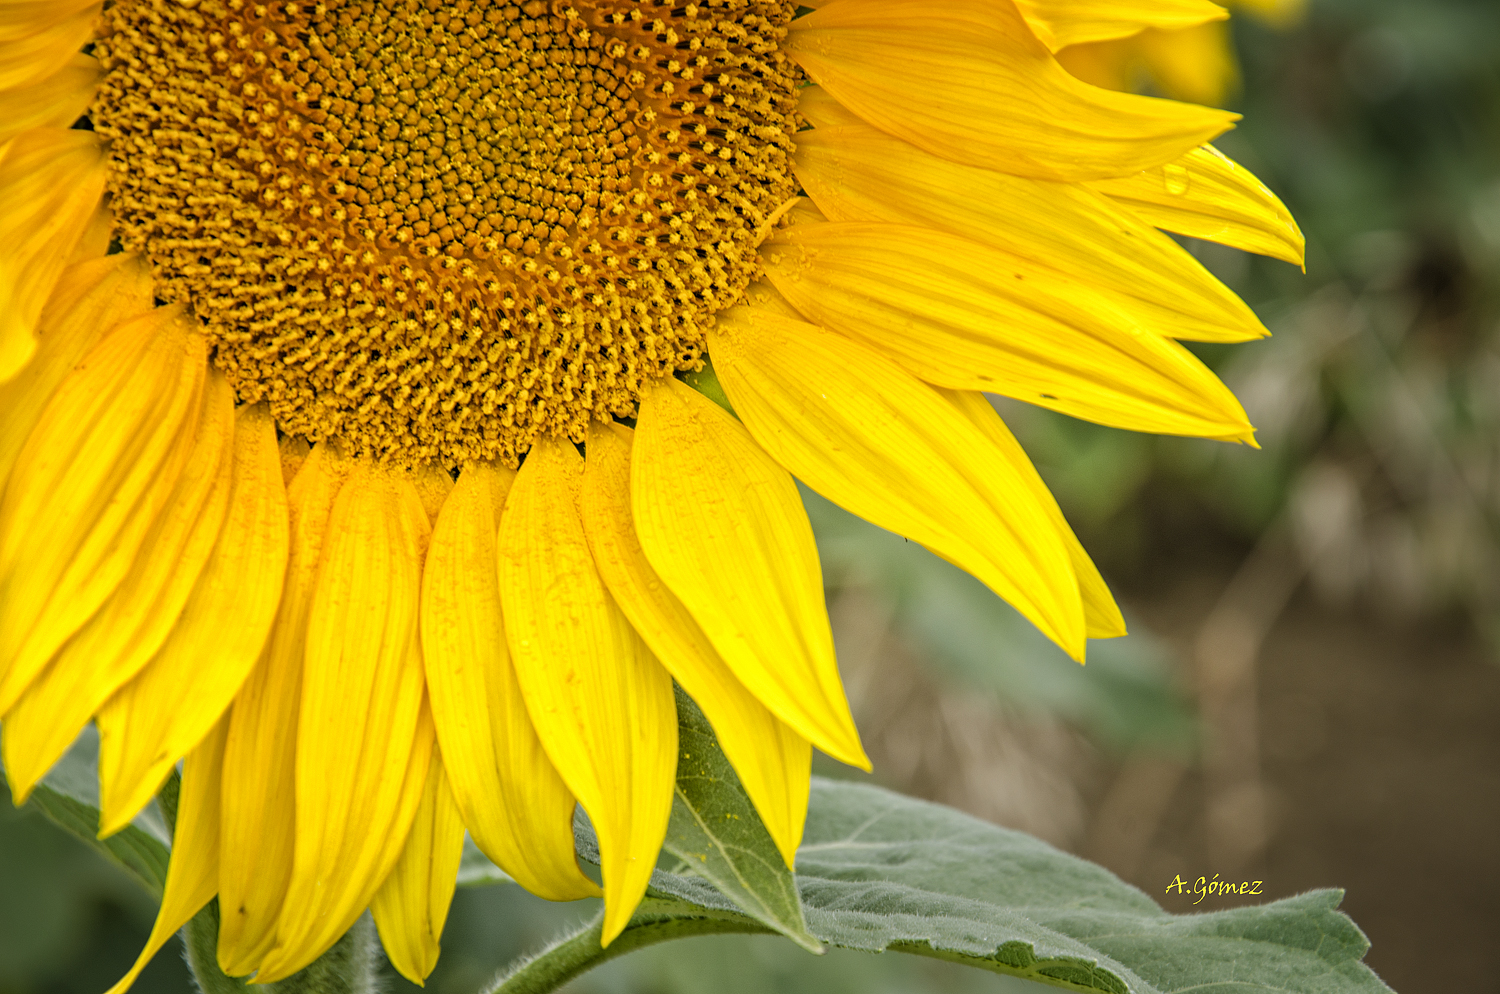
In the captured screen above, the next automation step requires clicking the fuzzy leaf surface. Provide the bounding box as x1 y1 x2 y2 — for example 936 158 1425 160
792 779 1392 994
569 778 1392 994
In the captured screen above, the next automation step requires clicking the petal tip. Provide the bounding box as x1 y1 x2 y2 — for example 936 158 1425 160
96 811 133 840
599 903 633 949
831 740 874 774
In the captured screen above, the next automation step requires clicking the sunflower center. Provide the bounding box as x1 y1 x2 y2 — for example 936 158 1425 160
91 0 799 466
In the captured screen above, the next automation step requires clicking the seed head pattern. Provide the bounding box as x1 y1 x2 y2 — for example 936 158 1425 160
92 0 800 466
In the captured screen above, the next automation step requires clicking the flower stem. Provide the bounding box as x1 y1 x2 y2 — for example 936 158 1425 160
484 899 771 994
182 901 250 994
182 903 381 994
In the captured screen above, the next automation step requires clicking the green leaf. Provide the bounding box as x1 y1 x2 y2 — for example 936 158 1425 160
793 778 1392 994
572 686 820 951
661 685 821 952
0 726 172 899
458 836 515 888
551 778 1391 994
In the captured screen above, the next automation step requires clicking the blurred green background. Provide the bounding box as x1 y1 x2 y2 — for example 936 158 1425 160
5 1 1499 992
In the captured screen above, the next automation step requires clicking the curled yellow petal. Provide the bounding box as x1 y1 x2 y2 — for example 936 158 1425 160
1 369 232 802
1089 145 1305 265
0 308 205 717
632 378 869 770
104 716 228 994
1054 34 1134 93
761 221 1255 442
794 88 1266 344
96 402 290 835
216 443 351 974
255 465 435 982
497 436 677 946
1015 0 1227 50
0 253 154 489
784 0 1236 182
371 753 466 986
421 462 599 902
582 422 812 866
0 127 109 380
711 305 1088 659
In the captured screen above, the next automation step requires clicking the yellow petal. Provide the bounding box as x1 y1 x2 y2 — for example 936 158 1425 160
783 0 1236 182
1055 37 1134 93
0 53 101 144
216 443 351 974
0 2 99 91
1014 0 1227 50
0 127 108 380
0 308 205 716
1 369 232 802
255 465 435 982
0 253 154 488
103 715 228 994
370 753 466 986
711 305 1088 659
941 389 1127 640
497 436 677 946
421 462 599 901
1134 22 1240 108
0 0 98 42
761 221 1255 442
68 200 115 265
96 402 290 835
581 422 812 866
1089 145 1305 265
279 434 311 487
794 89 1266 344
412 465 455 522
632 378 869 769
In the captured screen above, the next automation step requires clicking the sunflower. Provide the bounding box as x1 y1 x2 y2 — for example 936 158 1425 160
1036 0 1308 110
0 0 1302 987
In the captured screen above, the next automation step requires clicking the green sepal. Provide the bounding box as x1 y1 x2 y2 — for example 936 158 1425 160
679 355 737 417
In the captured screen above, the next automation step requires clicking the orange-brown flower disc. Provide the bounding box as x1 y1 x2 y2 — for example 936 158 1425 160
91 0 800 466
